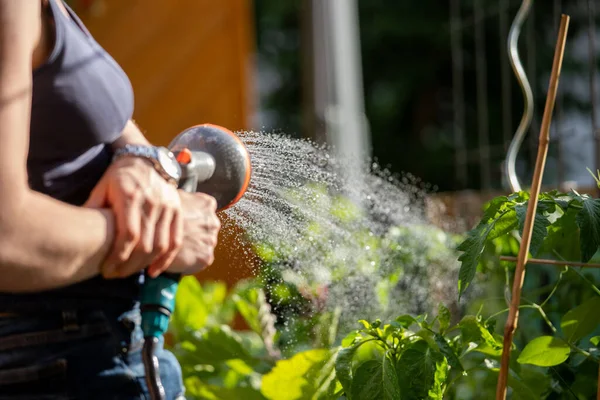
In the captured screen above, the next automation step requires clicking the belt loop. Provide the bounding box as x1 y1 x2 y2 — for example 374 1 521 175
62 310 79 332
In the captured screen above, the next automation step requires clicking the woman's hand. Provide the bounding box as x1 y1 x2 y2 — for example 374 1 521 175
84 156 183 279
168 191 221 275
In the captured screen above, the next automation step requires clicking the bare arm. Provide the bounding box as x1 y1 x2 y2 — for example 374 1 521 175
0 0 115 292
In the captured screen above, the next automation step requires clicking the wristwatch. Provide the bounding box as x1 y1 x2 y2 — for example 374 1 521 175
113 145 182 185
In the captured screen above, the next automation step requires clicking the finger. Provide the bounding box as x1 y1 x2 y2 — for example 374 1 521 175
115 200 161 278
147 208 173 277
102 195 142 278
148 208 183 277
84 180 107 208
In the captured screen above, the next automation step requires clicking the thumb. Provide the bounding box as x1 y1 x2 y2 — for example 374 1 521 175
84 181 107 208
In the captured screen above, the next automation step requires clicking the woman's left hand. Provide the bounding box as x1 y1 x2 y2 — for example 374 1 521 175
84 156 183 279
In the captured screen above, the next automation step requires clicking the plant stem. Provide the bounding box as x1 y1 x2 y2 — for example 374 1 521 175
521 298 557 333
539 266 568 308
500 255 600 268
485 304 537 322
553 250 600 296
485 303 556 333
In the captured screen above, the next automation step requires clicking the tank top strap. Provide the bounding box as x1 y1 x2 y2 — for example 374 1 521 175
47 0 93 38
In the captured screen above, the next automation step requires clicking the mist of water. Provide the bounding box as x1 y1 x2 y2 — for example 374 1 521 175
221 130 463 335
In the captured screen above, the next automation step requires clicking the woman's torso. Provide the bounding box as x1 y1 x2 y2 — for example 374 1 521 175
0 0 140 310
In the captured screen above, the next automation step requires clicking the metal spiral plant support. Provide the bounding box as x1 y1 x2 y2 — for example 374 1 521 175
505 0 534 192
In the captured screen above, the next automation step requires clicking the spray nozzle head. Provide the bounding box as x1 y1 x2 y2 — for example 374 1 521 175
169 124 252 211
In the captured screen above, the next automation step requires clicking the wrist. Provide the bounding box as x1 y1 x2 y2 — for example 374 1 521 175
112 144 182 186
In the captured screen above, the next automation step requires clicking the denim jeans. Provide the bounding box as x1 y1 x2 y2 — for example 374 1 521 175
0 303 185 400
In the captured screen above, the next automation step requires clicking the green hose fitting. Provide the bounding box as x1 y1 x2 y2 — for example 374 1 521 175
140 273 180 338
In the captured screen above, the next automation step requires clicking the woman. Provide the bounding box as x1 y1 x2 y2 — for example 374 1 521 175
0 0 221 398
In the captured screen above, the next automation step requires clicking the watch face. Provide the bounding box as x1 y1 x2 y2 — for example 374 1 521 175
157 147 182 181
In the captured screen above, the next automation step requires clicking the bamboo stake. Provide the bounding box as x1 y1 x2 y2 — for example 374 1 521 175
496 14 570 400
500 256 600 268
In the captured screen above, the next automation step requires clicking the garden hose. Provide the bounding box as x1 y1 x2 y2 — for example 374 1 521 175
140 124 252 400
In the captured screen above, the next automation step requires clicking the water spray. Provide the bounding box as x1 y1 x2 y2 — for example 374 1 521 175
140 124 251 400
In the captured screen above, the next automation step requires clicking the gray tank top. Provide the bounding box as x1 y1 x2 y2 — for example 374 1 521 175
0 0 139 310
29 0 134 205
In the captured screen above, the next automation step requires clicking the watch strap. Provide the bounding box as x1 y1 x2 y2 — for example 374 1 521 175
113 145 178 185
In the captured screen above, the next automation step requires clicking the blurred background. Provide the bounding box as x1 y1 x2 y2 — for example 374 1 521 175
68 0 600 282
71 0 600 213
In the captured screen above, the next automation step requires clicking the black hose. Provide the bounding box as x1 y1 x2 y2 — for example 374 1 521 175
142 337 166 400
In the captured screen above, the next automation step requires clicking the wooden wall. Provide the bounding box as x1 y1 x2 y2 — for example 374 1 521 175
75 0 258 288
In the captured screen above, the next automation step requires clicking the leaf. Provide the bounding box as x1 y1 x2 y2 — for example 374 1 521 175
341 330 362 347
507 375 538 400
457 204 517 298
437 304 450 333
576 197 600 262
350 360 383 400
195 385 267 400
590 336 600 346
517 336 570 367
397 341 446 400
515 203 551 256
170 278 233 341
232 287 279 357
335 339 374 397
541 205 581 261
460 315 500 349
433 333 463 372
560 296 600 343
261 348 334 400
183 325 256 364
394 315 417 328
382 352 402 400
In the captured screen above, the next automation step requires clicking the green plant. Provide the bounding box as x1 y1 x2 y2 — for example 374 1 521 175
169 276 513 399
456 189 600 398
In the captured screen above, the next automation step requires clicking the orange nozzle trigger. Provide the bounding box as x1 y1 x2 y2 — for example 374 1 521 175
176 148 192 164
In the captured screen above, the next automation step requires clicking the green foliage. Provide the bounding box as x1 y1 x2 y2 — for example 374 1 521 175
457 190 600 298
516 336 570 367
455 189 600 397
560 296 600 343
170 276 528 399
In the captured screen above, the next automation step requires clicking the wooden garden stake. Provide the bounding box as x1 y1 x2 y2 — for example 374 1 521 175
495 14 570 400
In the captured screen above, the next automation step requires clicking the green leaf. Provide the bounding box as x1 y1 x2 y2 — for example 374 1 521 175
433 333 463 372
350 360 383 400
394 315 417 329
195 385 267 400
261 348 334 400
590 336 600 346
576 197 600 262
170 278 233 341
335 339 374 397
182 325 256 364
517 336 570 367
560 296 600 343
515 203 551 256
397 341 446 400
359 320 371 330
382 352 402 400
507 375 538 400
341 330 362 347
437 304 450 333
460 315 500 349
541 205 581 261
457 204 517 297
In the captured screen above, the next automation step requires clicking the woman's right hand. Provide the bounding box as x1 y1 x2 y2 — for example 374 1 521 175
160 191 221 275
